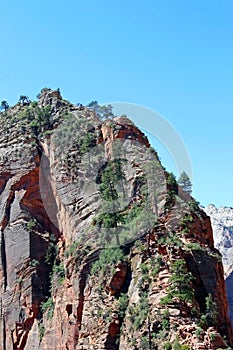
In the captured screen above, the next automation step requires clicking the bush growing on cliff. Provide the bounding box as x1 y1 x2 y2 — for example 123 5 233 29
79 131 96 155
128 292 149 331
172 336 190 349
165 173 178 208
163 342 172 350
161 259 194 313
41 297 54 319
52 263 65 285
199 293 218 329
91 247 124 275
188 198 201 214
117 293 129 318
94 159 127 244
26 218 36 231
158 232 183 248
45 234 57 265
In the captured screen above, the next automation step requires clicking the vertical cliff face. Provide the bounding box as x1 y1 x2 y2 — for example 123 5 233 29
205 204 233 327
205 205 233 275
0 89 232 350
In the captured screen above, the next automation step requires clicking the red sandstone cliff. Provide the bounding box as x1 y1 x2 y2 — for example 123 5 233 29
0 89 232 349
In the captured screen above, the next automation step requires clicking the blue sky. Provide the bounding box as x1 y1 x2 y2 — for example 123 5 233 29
0 0 232 207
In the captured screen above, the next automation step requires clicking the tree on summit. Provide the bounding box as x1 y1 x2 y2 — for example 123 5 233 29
18 95 30 105
0 101 9 111
87 101 114 119
178 171 192 194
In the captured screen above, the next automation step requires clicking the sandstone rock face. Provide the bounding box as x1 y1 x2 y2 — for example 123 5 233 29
0 90 232 349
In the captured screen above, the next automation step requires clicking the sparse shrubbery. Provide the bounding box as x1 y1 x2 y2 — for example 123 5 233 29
185 242 203 251
45 234 57 265
52 263 65 285
199 293 218 329
188 198 200 214
41 297 54 319
165 173 178 208
26 218 37 231
161 259 195 313
64 242 91 271
163 342 172 350
158 232 183 248
117 294 129 318
128 291 149 331
29 259 39 267
91 247 124 275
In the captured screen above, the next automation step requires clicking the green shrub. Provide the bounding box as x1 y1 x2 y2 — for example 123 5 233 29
180 214 193 226
38 321 45 342
185 242 203 251
45 234 57 265
188 198 200 214
91 247 124 275
27 218 36 231
29 259 39 267
128 292 149 330
160 259 194 312
195 327 203 339
199 294 218 329
163 342 172 350
173 337 182 350
161 309 170 330
41 297 54 319
117 294 129 318
134 240 146 253
52 263 65 285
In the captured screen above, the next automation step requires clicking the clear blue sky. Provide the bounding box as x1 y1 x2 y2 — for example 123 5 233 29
0 0 232 207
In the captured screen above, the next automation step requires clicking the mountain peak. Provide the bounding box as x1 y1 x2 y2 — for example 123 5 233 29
0 90 232 349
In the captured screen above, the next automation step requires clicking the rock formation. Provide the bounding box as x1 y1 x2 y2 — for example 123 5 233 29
205 205 233 276
0 89 232 349
205 204 233 328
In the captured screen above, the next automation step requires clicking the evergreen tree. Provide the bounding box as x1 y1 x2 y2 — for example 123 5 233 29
80 132 96 155
200 293 218 328
165 172 178 208
97 159 126 245
167 173 178 195
178 171 192 194
18 95 30 105
0 100 9 111
161 259 194 314
87 101 114 119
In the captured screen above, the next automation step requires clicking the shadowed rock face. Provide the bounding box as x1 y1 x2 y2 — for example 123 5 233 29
0 90 232 350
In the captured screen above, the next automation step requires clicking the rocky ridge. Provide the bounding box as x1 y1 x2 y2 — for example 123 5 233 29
0 89 232 349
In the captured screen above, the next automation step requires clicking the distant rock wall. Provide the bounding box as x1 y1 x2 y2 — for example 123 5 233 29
205 204 233 326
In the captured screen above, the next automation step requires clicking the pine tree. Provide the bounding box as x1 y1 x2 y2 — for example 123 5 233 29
0 100 9 111
87 101 114 119
178 171 192 194
161 259 194 314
